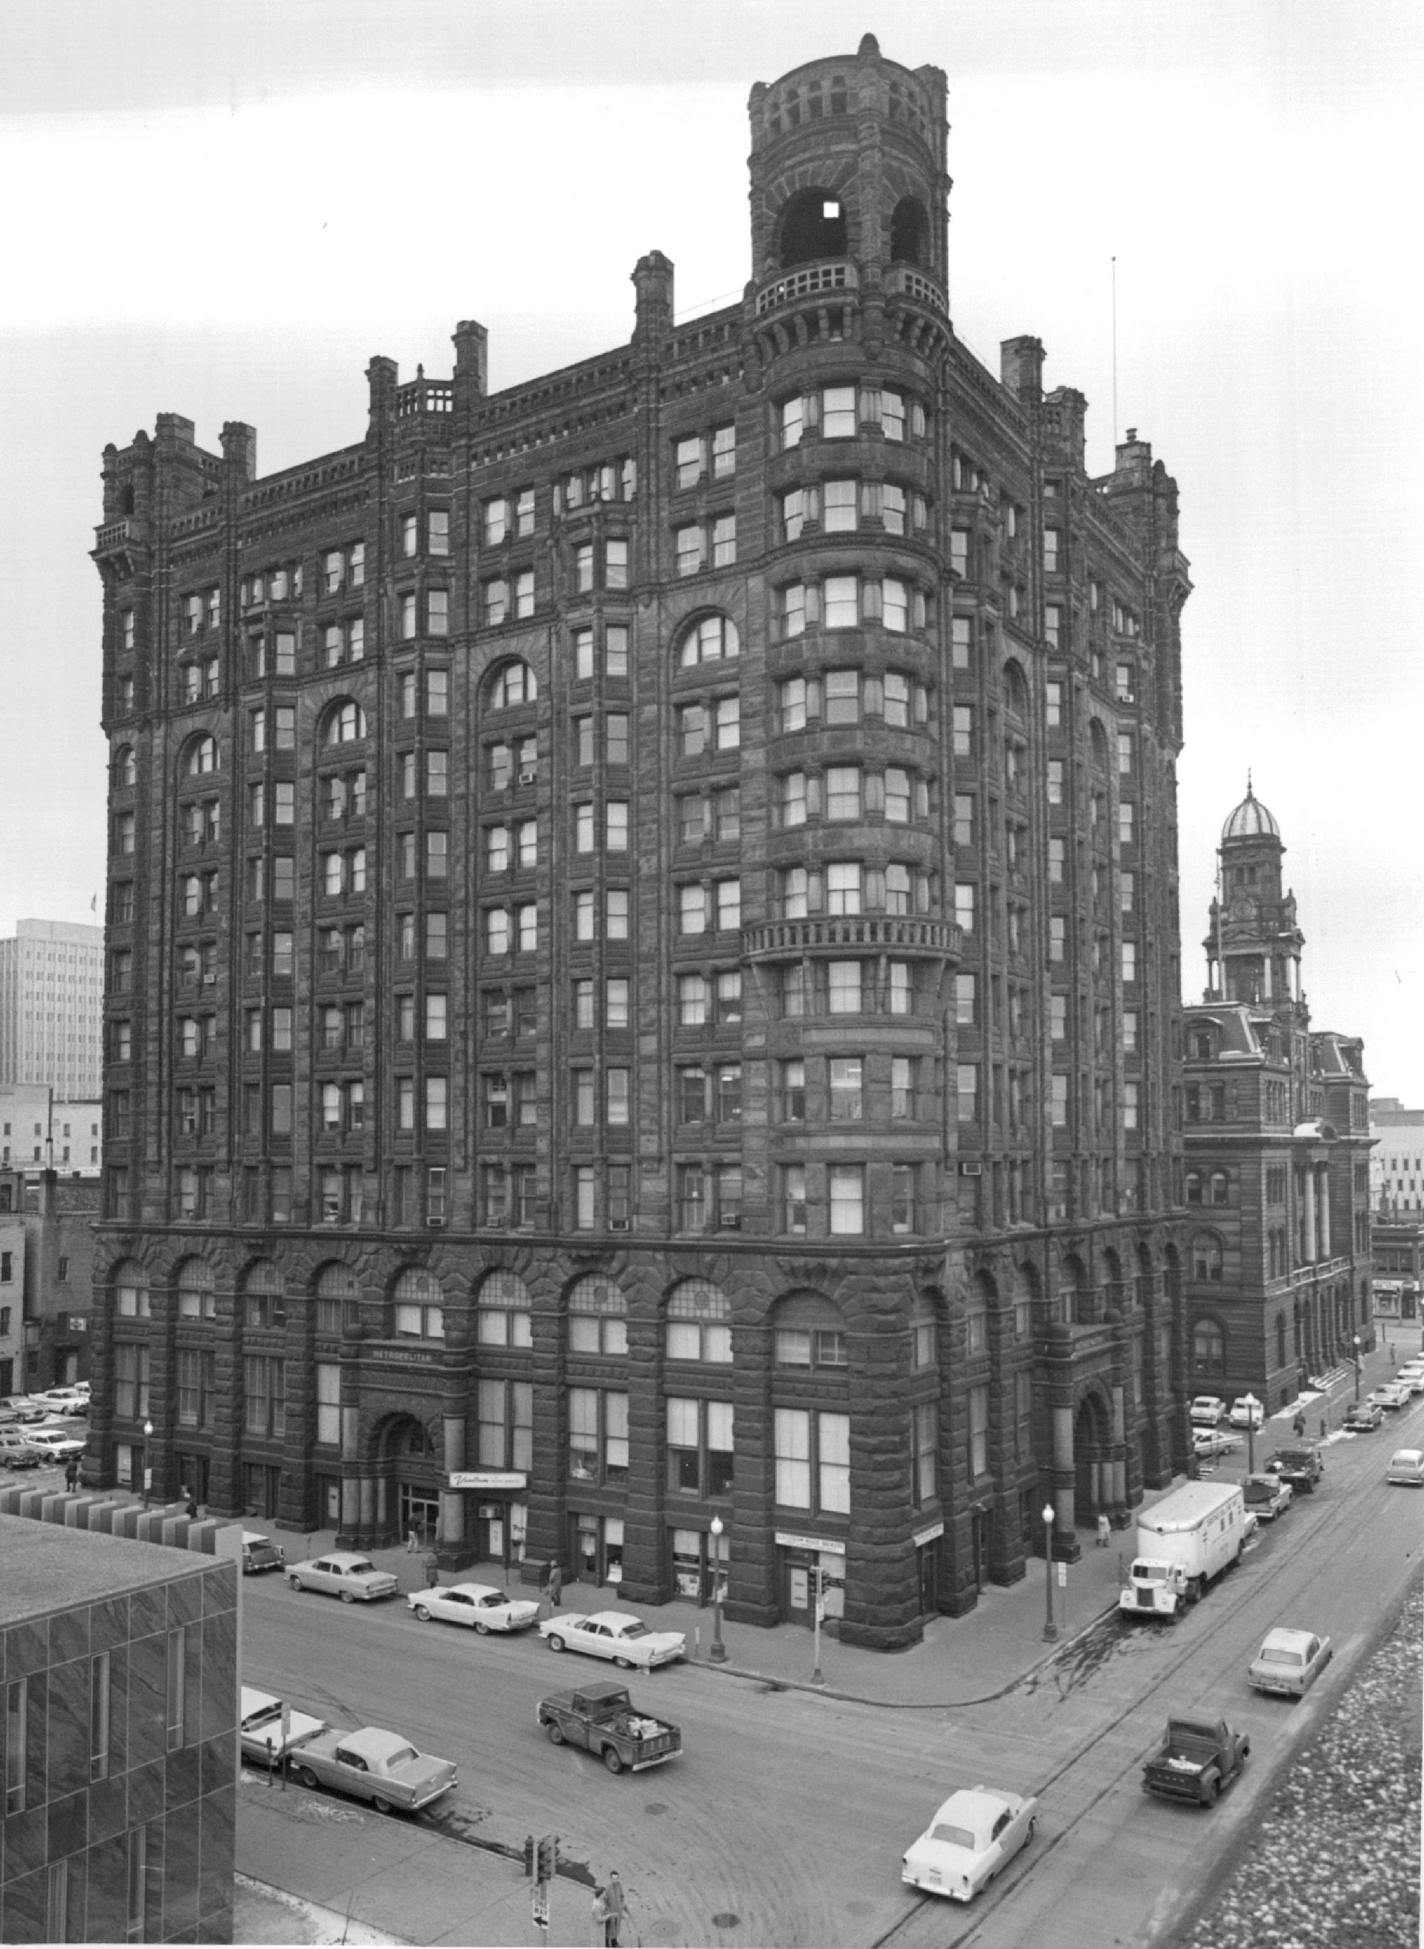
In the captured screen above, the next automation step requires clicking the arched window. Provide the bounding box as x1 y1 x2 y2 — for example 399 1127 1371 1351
772 1292 846 1369
1088 719 1109 775
1193 1317 1226 1374
1210 1172 1230 1207
1191 1232 1224 1282
889 195 927 266
778 186 847 267
114 1260 151 1319
324 701 366 745
489 660 538 709
477 1269 532 1348
114 745 137 788
568 1274 626 1356
1060 1254 1090 1324
393 1267 443 1340
176 1257 216 1322
666 1279 731 1361
242 1260 285 1329
314 1263 359 1336
1185 1172 1203 1206
1002 659 1028 723
186 734 218 775
911 1291 939 1368
964 1274 992 1354
677 614 739 668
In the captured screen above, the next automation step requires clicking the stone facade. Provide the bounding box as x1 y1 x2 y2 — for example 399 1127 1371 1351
88 36 1189 1648
1182 787 1374 1410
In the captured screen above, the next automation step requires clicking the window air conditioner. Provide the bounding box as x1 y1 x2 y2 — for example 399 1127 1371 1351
517 768 537 786
608 1217 630 1231
426 1216 445 1229
959 1161 982 1177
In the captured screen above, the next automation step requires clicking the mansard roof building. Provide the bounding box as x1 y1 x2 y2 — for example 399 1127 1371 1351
88 36 1191 1648
1182 786 1373 1411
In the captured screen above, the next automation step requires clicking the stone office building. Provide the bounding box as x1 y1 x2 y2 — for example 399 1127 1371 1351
88 36 1190 1648
1182 787 1374 1410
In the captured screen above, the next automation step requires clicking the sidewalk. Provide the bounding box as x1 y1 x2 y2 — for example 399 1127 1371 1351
234 1335 1410 1944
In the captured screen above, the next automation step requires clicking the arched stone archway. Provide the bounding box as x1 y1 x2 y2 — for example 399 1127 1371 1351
360 1411 442 1548
1073 1390 1115 1523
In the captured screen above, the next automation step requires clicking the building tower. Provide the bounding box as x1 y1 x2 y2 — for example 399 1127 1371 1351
1184 785 1372 1409
88 37 1190 1648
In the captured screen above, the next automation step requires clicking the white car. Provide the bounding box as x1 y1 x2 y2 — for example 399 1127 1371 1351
239 1687 328 1767
1228 1397 1264 1429
902 1785 1039 1901
1192 1428 1242 1459
409 1582 540 1633
1247 1626 1332 1698
1385 1448 1424 1486
0 1430 42 1468
25 1428 85 1461
33 1388 89 1416
1368 1382 1412 1412
1394 1364 1424 1396
286 1552 400 1603
0 1396 50 1424
1189 1396 1227 1426
538 1609 687 1670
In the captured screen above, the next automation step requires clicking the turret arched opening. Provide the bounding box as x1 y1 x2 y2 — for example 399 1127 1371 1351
778 187 848 268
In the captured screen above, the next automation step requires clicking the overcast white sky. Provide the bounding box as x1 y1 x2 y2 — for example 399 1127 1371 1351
2 0 1421 1099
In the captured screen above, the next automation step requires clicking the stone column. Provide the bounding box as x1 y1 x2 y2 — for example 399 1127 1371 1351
1051 1402 1076 1536
1302 1169 1317 1264
1317 1166 1331 1259
438 1411 466 1563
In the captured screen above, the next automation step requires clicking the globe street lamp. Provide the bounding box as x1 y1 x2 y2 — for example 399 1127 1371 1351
1352 1335 1362 1404
1042 1502 1057 1642
1240 1393 1261 1475
708 1516 726 1663
141 1419 154 1509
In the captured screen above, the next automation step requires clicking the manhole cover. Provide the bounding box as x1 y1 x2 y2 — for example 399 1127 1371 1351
712 1915 739 1930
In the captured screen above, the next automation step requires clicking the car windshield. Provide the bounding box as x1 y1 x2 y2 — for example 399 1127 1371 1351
479 1593 510 1607
346 1561 377 1576
614 1622 648 1638
929 1822 976 1850
385 1746 420 1770
1260 1648 1302 1665
243 1704 280 1730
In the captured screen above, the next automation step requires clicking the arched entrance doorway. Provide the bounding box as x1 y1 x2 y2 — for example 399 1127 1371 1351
1073 1392 1114 1527
373 1413 441 1547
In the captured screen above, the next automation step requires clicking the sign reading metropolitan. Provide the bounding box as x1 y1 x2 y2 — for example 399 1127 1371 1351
448 1471 527 1491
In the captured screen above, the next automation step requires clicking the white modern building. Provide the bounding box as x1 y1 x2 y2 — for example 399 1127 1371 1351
0 918 105 1099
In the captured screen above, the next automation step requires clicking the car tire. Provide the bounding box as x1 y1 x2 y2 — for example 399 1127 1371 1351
474 1621 490 1635
295 1766 318 1789
614 1656 634 1670
340 1590 355 1604
1026 1817 1037 1842
547 1722 565 1746
287 1575 303 1591
1201 1777 1218 1808
415 1605 432 1622
371 1795 393 1815
602 1745 623 1775
546 1634 566 1652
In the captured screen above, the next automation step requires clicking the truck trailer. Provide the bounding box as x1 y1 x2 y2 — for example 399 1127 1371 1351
1119 1480 1248 1620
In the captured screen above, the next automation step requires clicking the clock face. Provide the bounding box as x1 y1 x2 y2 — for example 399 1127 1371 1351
1229 889 1259 921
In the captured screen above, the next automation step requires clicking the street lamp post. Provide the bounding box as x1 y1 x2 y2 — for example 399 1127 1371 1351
708 1516 726 1663
1042 1502 1057 1642
1241 1393 1261 1475
141 1419 154 1509
1352 1335 1362 1404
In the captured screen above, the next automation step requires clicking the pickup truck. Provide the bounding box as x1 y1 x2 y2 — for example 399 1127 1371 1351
1141 1717 1250 1807
536 1682 682 1775
287 1725 459 1812
1263 1444 1323 1494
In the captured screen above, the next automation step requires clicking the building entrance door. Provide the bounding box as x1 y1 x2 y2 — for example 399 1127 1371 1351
399 1486 440 1546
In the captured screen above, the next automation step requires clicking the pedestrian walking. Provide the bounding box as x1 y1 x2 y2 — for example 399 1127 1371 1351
590 1886 612 1948
1388 1342 1396 1369
65 1457 79 1492
406 1526 420 1553
603 1869 626 1946
423 1550 440 1590
1292 1412 1305 1440
547 1560 563 1608
1095 1512 1111 1548
185 1492 199 1520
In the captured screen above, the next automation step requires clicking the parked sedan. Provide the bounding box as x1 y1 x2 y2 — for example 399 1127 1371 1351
1247 1626 1332 1699
901 1785 1039 1902
1343 1400 1384 1433
1385 1448 1424 1486
1192 1428 1242 1459
286 1553 400 1603
408 1582 540 1633
25 1428 85 1461
288 1725 459 1813
33 1388 89 1416
1189 1396 1227 1426
0 1430 42 1468
239 1687 328 1768
0 1396 50 1424
1368 1382 1412 1412
1228 1397 1264 1429
1394 1364 1424 1396
1243 1474 1293 1522
539 1609 687 1669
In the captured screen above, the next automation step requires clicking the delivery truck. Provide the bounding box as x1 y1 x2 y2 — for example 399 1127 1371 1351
1118 1479 1247 1620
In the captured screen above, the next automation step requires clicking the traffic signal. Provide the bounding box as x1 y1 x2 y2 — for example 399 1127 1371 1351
536 1835 558 1883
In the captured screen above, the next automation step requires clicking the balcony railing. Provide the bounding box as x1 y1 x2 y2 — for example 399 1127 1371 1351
755 260 859 317
743 914 960 958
